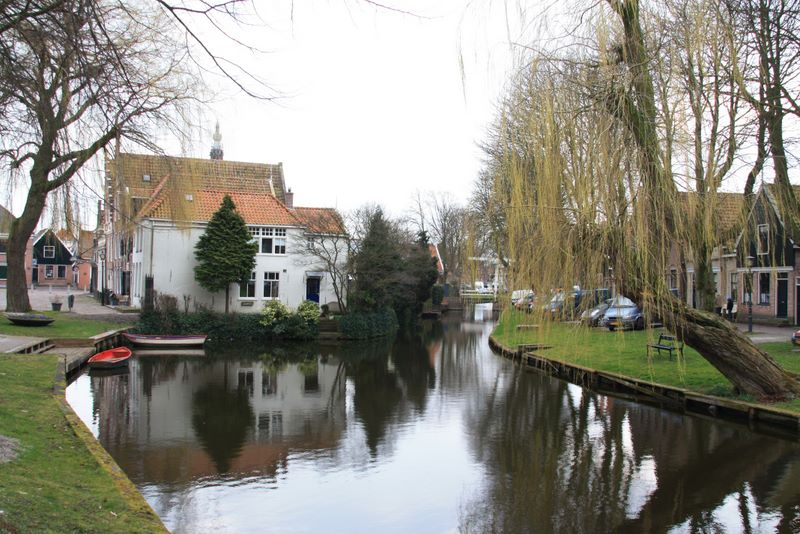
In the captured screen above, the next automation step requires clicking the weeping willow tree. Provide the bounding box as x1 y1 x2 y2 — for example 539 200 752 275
481 0 800 399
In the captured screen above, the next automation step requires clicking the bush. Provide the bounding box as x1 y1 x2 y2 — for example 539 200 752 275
260 300 290 328
136 300 320 342
431 285 444 306
297 300 321 323
338 308 398 339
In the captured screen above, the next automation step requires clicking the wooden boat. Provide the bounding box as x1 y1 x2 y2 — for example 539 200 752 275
4 312 55 327
123 333 207 348
87 347 132 369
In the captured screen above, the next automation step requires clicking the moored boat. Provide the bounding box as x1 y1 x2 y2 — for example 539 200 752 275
87 347 132 369
4 312 55 327
123 333 207 348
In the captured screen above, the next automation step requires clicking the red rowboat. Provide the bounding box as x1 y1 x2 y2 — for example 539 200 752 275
123 333 207 348
87 347 132 369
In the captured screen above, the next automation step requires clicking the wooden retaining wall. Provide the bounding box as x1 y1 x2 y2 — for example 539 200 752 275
489 335 800 439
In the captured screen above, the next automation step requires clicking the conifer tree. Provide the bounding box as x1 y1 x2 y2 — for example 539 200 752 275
194 195 258 313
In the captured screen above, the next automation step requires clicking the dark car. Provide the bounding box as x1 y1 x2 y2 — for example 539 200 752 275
603 296 645 331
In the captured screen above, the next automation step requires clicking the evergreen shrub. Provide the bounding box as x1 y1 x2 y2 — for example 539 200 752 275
338 308 398 339
432 285 444 306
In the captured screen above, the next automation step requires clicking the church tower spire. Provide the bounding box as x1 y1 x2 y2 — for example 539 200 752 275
210 122 224 160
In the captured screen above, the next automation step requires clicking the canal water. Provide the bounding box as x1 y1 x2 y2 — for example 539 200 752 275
67 305 800 533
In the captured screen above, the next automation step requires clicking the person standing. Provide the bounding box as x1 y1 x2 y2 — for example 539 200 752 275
726 296 734 321
715 292 724 316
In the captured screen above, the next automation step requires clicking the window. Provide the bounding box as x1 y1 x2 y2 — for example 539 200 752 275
759 272 771 305
262 372 277 396
45 265 54 278
43 246 55 258
239 271 256 298
730 272 738 302
238 371 254 396
669 269 678 290
757 224 769 255
251 226 287 255
263 271 279 299
57 265 66 279
0 240 6 253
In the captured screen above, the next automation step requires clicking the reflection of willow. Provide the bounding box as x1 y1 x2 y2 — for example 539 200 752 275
459 364 800 533
191 381 254 474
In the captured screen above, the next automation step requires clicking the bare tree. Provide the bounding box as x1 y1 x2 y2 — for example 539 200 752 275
292 209 350 313
0 0 201 311
407 190 468 285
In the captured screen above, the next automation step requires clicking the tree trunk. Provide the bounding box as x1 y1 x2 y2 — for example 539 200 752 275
6 175 49 312
661 296 800 400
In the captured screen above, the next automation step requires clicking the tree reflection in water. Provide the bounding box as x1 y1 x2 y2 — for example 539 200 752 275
68 305 800 533
191 376 254 474
455 339 800 533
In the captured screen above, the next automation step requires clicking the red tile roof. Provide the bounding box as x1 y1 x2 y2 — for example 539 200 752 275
140 189 300 226
293 207 346 235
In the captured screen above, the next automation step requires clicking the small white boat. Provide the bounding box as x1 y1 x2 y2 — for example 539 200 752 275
123 333 207 348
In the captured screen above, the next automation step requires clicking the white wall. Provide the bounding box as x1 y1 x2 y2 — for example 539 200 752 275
131 220 346 312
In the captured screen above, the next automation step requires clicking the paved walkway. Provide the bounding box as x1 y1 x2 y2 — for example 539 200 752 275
0 286 133 317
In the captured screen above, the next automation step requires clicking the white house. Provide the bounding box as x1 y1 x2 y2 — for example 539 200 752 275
103 136 347 312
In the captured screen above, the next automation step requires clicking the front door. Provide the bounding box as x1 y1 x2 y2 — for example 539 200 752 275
306 277 321 303
32 266 38 285
778 275 788 318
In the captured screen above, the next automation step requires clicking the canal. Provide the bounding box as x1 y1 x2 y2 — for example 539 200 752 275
67 305 800 533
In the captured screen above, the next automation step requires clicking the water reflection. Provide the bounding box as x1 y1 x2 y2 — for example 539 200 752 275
66 304 800 533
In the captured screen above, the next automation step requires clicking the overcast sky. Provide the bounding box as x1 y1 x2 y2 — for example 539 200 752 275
175 0 519 218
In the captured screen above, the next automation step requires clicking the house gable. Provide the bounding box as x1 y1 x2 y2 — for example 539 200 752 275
736 186 795 269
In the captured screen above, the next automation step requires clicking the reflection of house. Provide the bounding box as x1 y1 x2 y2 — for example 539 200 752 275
92 357 346 483
103 130 347 311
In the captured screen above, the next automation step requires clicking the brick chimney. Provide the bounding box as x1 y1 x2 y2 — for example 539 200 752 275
285 188 294 209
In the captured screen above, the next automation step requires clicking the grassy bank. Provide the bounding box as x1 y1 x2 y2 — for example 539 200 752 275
0 312 132 338
493 310 800 413
0 354 165 533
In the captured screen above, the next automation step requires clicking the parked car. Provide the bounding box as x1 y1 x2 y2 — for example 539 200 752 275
580 300 611 327
603 296 645 331
544 287 611 321
511 290 535 312
792 330 800 346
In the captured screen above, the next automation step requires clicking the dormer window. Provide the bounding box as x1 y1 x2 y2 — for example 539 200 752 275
143 174 151 182
185 194 193 202
43 245 55 258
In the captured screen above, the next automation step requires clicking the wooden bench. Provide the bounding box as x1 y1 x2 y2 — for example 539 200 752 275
647 333 683 360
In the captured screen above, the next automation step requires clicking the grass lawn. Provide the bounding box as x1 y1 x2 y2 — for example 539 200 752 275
493 310 800 414
0 354 165 533
0 312 132 338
